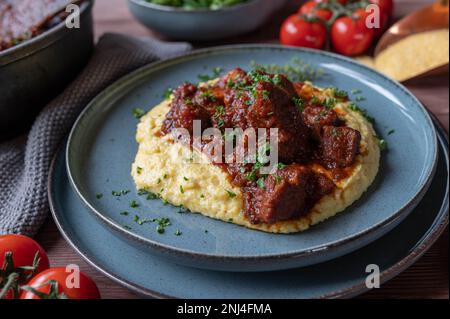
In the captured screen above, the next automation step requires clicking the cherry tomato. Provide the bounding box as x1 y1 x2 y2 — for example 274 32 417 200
370 0 394 17
0 234 50 299
299 0 333 22
330 9 374 56
280 14 327 49
20 267 101 299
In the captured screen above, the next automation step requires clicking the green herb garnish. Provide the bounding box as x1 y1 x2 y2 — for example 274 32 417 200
146 0 249 10
197 66 223 81
331 127 339 137
130 200 139 208
138 189 159 200
273 175 283 184
163 87 173 100
147 192 160 200
246 171 257 182
379 139 388 151
311 96 320 105
140 218 155 226
250 57 324 82
112 190 130 197
212 67 223 77
329 87 348 98
292 96 305 112
198 74 212 81
323 97 337 110
178 205 189 214
200 91 216 101
316 110 328 121
155 217 171 234
347 102 375 124
256 177 265 189
277 162 286 170
226 190 237 198
213 105 226 128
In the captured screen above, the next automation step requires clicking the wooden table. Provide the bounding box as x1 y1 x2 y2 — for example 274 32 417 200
36 0 449 299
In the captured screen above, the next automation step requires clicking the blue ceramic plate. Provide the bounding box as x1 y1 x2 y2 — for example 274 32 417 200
66 45 438 271
52 120 448 298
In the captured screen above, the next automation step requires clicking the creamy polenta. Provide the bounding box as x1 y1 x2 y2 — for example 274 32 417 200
375 29 449 82
356 29 449 82
131 82 380 234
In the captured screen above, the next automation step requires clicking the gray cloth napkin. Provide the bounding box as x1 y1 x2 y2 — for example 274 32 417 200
0 33 191 237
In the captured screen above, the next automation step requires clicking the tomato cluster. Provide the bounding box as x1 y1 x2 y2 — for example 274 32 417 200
280 0 394 56
0 234 100 299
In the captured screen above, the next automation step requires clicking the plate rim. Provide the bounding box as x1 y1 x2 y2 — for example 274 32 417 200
65 44 439 262
50 118 448 298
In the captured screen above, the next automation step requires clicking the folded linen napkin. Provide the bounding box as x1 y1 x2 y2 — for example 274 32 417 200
0 33 191 236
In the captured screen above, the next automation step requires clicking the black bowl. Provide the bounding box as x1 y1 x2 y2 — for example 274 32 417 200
128 0 288 41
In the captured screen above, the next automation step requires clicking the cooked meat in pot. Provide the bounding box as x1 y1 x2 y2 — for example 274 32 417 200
0 0 80 51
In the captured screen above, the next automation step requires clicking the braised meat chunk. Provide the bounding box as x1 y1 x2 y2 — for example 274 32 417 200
192 87 221 115
320 126 361 169
244 165 335 224
224 71 311 162
244 165 311 224
302 106 343 139
305 171 336 203
218 67 251 89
